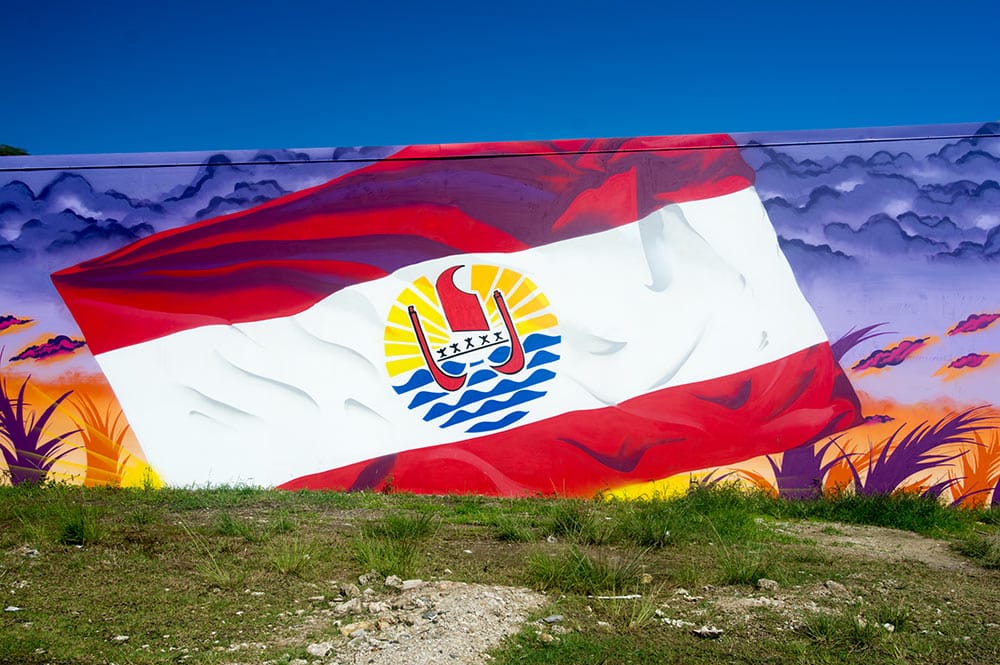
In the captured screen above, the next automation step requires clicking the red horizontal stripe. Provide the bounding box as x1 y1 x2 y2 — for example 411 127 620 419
53 134 755 353
279 343 862 496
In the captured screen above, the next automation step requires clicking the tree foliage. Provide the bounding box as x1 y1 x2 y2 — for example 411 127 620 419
0 144 28 156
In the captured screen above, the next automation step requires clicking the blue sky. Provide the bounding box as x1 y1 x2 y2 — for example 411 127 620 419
2 0 997 155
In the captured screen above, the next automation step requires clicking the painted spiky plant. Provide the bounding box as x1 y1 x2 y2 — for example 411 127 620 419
764 436 853 499
832 409 991 497
829 323 892 363
949 427 1000 508
0 374 80 485
73 393 132 487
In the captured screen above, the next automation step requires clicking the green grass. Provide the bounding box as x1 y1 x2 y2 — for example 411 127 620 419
0 483 997 665
953 532 1000 568
353 537 421 577
527 545 642 594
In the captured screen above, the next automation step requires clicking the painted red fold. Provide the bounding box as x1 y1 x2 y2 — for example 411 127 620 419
279 343 862 497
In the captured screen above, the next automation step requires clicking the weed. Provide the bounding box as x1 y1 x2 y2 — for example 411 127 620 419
214 511 259 541
799 608 884 651
362 512 438 541
526 546 642 594
267 537 318 577
353 537 420 577
58 505 100 546
953 532 1000 568
179 521 245 589
871 602 912 631
127 506 158 527
716 546 774 585
545 501 613 544
490 514 535 542
603 588 661 632
267 510 296 535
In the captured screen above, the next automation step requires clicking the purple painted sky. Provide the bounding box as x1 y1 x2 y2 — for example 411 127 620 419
1 1 997 156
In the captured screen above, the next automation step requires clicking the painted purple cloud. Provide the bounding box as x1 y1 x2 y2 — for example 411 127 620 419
948 353 990 369
0 315 32 333
10 335 86 362
851 338 929 372
947 313 1000 336
864 414 895 424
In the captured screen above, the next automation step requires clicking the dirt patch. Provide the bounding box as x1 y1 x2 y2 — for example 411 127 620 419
781 520 972 572
229 579 545 665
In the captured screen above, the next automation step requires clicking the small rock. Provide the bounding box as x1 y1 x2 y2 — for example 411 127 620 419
306 641 333 657
640 573 653 584
339 621 373 637
111 635 129 642
19 547 39 558
384 575 404 589
4 607 22 612
421 609 439 621
307 595 325 602
542 614 564 624
289 660 308 665
366 601 391 613
400 579 424 590
596 620 612 629
674 588 690 596
756 579 779 592
462 549 473 554
333 597 361 616
358 570 383 586
824 580 848 595
882 623 895 633
537 632 559 644
691 625 724 639
546 535 557 543
340 582 361 598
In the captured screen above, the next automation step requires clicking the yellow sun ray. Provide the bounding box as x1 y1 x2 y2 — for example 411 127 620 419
386 356 426 376
512 292 550 319
516 313 558 336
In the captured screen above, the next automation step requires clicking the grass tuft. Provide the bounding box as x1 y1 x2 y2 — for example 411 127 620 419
353 538 420 578
799 608 884 650
361 512 438 540
214 511 260 541
526 545 642 594
267 537 318 577
490 514 536 542
953 532 1000 568
58 505 101 546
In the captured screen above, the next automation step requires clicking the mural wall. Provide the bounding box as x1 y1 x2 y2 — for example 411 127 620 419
1 123 998 503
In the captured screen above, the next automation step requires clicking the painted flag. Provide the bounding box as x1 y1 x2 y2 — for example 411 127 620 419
52 135 862 495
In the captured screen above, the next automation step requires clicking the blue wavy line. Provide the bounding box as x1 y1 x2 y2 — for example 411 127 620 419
527 350 559 369
466 410 529 433
524 334 561 353
423 368 556 422
392 369 433 394
441 390 547 428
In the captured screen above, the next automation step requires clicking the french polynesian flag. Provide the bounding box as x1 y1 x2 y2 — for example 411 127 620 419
52 135 861 495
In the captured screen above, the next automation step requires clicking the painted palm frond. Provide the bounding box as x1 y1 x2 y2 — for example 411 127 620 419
949 428 1000 508
73 392 132 487
0 374 80 485
829 323 892 363
835 409 992 496
765 436 848 499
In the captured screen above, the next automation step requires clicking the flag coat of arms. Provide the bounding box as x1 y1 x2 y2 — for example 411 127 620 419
52 134 862 495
